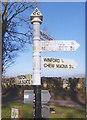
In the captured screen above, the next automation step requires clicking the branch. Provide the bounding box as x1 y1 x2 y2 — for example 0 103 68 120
7 30 29 36
7 2 36 24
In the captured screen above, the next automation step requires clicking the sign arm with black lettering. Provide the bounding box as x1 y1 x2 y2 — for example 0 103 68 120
41 40 80 52
42 58 77 69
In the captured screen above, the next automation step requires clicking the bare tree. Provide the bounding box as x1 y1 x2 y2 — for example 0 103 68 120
2 2 37 73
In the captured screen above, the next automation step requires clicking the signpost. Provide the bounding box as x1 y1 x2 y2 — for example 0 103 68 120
42 58 77 69
24 90 51 104
30 8 42 118
30 8 80 118
41 40 80 51
24 90 51 118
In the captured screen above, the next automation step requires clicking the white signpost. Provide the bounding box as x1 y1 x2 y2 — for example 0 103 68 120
41 40 80 51
30 7 43 118
42 58 77 69
30 8 80 118
30 8 42 86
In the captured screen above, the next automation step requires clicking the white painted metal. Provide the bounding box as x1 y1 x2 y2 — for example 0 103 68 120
41 40 80 51
42 58 77 69
30 8 43 85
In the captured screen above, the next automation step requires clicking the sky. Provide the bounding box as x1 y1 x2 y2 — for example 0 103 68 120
5 2 85 78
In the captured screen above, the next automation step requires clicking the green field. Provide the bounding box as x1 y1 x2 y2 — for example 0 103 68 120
50 105 85 118
2 101 85 119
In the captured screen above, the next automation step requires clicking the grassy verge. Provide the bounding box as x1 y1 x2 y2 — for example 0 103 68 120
50 105 85 118
2 101 33 118
2 101 85 119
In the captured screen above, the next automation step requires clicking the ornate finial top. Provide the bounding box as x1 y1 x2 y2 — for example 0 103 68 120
30 8 43 23
31 8 42 16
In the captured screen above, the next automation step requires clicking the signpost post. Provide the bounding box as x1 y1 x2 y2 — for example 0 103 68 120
30 8 43 118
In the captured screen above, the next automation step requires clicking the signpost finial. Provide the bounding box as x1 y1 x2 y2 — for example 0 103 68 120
30 8 43 24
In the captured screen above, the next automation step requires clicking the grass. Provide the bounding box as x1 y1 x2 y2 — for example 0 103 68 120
2 101 85 119
2 101 33 118
50 105 85 118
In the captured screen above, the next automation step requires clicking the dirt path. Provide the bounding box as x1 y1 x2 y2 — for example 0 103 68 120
2 95 85 108
49 99 85 107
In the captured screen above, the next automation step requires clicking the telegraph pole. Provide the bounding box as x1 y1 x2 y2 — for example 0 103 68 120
30 8 43 118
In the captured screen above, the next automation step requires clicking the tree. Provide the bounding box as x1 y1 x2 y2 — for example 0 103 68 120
2 2 37 73
68 77 85 106
69 77 79 100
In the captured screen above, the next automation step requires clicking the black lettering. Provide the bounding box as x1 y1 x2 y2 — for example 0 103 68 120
51 64 55 68
44 63 55 68
44 63 47 68
44 58 52 62
56 64 60 68
56 64 68 68
69 65 72 69
52 59 60 63
40 31 53 40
